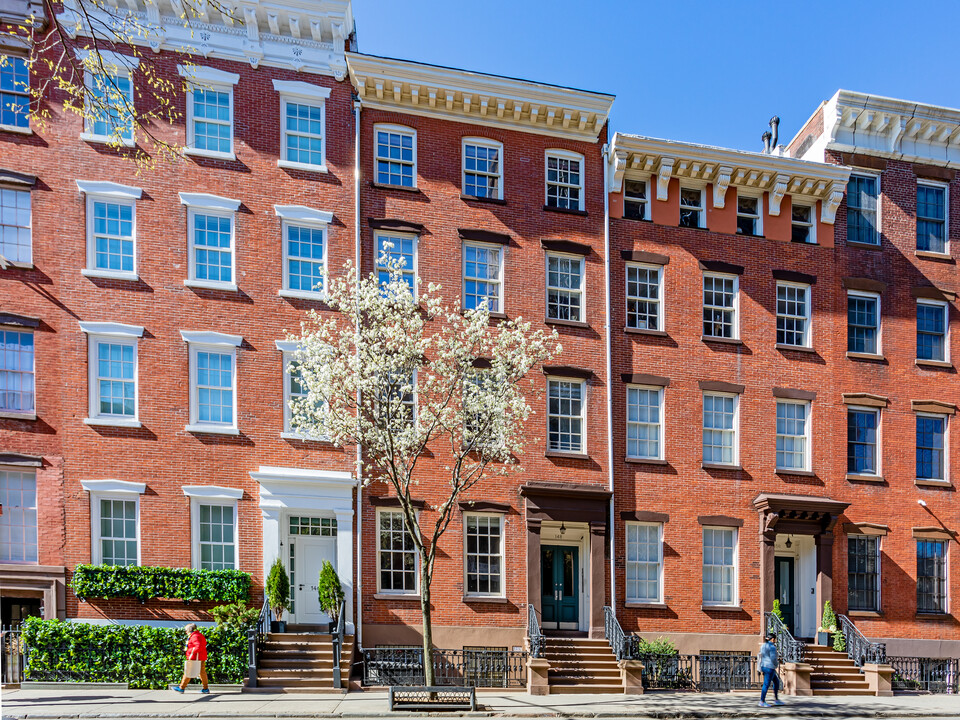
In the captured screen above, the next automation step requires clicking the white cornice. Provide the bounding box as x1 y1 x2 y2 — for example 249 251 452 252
274 340 300 353
81 479 146 495
274 205 334 225
178 192 240 212
272 79 332 101
74 48 140 70
180 330 243 347
178 64 239 87
182 485 244 500
76 180 142 200
347 53 614 142
251 465 355 487
78 321 144 338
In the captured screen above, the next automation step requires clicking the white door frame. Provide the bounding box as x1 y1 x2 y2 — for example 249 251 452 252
286 526 338 625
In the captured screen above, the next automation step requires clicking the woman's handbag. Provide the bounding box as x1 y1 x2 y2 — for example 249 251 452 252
184 660 201 678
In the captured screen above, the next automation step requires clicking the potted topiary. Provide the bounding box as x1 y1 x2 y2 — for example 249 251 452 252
817 600 837 647
317 560 344 633
771 599 785 624
266 558 290 633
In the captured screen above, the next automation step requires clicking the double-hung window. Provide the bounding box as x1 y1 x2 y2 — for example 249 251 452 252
376 232 417 297
702 392 737 465
916 414 947 482
375 124 416 187
547 377 585 454
546 253 584 322
378 509 417 593
847 292 880 355
462 138 502 200
184 485 241 571
464 513 504 597
0 186 31 265
623 179 649 220
847 535 880 612
182 331 242 435
626 263 662 331
80 322 143 428
847 174 879 245
180 193 241 292
626 385 662 460
274 80 330 172
917 539 947 614
377 372 415 433
275 205 333 299
776 283 810 347
917 300 948 362
80 51 138 144
703 273 738 339
736 194 762 236
0 468 37 563
776 400 810 471
0 328 34 415
625 522 662 604
917 182 947 254
0 55 29 130
463 243 503 313
545 150 584 211
847 407 880 476
276 340 327 441
702 526 737 606
82 479 146 567
178 65 239 159
679 187 704 228
791 203 816 244
78 180 142 281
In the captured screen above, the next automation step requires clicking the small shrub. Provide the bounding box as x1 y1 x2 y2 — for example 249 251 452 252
771 599 785 623
819 600 837 633
210 601 258 630
636 636 677 655
266 558 290 621
317 561 344 622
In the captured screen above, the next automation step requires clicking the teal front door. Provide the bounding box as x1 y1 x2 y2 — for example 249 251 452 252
541 545 579 630
774 556 796 635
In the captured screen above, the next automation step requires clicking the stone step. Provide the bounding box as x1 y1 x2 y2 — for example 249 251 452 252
242 686 348 694
257 669 335 680
549 672 622 682
549 683 624 694
254 677 342 688
548 658 620 668
811 688 875 696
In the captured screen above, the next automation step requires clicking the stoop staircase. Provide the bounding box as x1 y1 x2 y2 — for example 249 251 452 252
245 633 354 693
806 645 874 696
544 637 622 694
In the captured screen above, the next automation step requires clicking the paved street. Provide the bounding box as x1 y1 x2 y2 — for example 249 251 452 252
2 686 960 719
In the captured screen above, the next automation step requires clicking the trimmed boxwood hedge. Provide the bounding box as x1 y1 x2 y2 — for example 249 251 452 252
71 564 251 603
22 617 247 688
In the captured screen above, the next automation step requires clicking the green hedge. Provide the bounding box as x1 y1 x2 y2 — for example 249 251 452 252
22 617 247 688
71 564 251 603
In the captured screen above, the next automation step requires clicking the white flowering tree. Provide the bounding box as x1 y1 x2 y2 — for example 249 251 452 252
287 256 558 686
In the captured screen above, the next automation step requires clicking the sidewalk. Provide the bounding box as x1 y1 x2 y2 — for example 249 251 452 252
2 686 960 719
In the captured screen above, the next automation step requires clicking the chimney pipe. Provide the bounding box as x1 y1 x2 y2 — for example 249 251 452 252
761 130 772 154
769 116 780 151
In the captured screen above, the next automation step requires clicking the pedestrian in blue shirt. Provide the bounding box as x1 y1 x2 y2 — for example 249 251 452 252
759 634 785 707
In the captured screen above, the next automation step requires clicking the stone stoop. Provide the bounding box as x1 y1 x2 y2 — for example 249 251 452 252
243 633 354 694
805 645 874 696
543 637 624 694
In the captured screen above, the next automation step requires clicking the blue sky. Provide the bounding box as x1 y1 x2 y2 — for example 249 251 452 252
354 0 960 152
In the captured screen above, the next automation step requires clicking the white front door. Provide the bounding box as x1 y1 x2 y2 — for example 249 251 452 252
291 534 337 625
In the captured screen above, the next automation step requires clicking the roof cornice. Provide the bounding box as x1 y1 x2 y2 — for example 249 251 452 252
346 53 614 142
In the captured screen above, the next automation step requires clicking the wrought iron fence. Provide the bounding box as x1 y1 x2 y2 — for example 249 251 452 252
837 614 886 668
890 656 959 694
765 611 805 664
634 653 759 692
1 626 24 685
603 606 630 661
363 647 527 688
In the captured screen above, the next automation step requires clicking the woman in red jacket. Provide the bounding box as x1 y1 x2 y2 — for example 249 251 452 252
174 623 210 694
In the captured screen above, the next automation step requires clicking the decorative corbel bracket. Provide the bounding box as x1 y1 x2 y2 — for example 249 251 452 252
768 174 789 216
656 158 675 201
610 150 627 193
713 166 733 208
821 182 845 224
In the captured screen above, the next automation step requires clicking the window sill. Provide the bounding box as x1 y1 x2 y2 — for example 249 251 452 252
916 359 953 369
776 469 816 477
624 457 668 466
82 268 139 282
545 450 590 460
621 215 652 223
916 612 949 620
776 343 816 353
1 261 33 270
846 352 885 362
624 327 667 337
84 417 141 428
701 604 743 612
280 432 332 443
278 289 326 301
0 411 36 421
915 479 952 488
460 193 506 205
277 159 328 174
702 336 742 345
462 595 509 604
461 308 507 319
184 279 239 292
0 124 31 135
543 204 587 216
374 592 420 601
847 241 883 251
185 424 240 436
846 473 885 483
183 148 236 161
702 463 743 471
848 610 882 619
545 318 589 329
371 181 420 193
624 602 667 609
79 132 135 147
915 250 954 262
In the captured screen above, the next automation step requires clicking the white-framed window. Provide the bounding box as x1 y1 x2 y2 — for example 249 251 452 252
702 392 737 465
916 413 947 482
626 385 663 460
847 173 880 245
917 181 948 254
546 252 584 322
547 377 585 454
545 149 584 211
736 193 762 236
462 138 502 200
776 282 810 347
276 340 327 441
377 508 418 593
78 180 142 281
776 400 810 471
184 485 242 571
181 331 242 435
625 263 662 331
679 186 704 228
179 193 241 292
0 187 32 265
847 291 880 355
702 526 737 606
463 242 503 312
0 55 30 131
917 299 949 362
702 273 738 339
847 406 880 476
0 468 37 563
623 179 649 220
275 205 333 300
94 495 139 566
376 231 417 296
625 522 662 603
375 124 416 187
178 65 240 160
273 80 330 172
80 322 143 428
464 513 504 597
791 203 816 244
0 329 34 415
81 62 136 144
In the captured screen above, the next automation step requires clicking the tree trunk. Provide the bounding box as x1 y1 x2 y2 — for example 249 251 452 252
420 557 435 687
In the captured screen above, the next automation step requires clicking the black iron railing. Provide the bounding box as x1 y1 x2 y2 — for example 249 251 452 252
527 604 544 659
889 656 959 694
838 614 886 668
603 606 631 660
765 611 805 664
247 597 271 689
332 599 345 689
1 626 24 685
362 647 527 688
633 653 758 691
